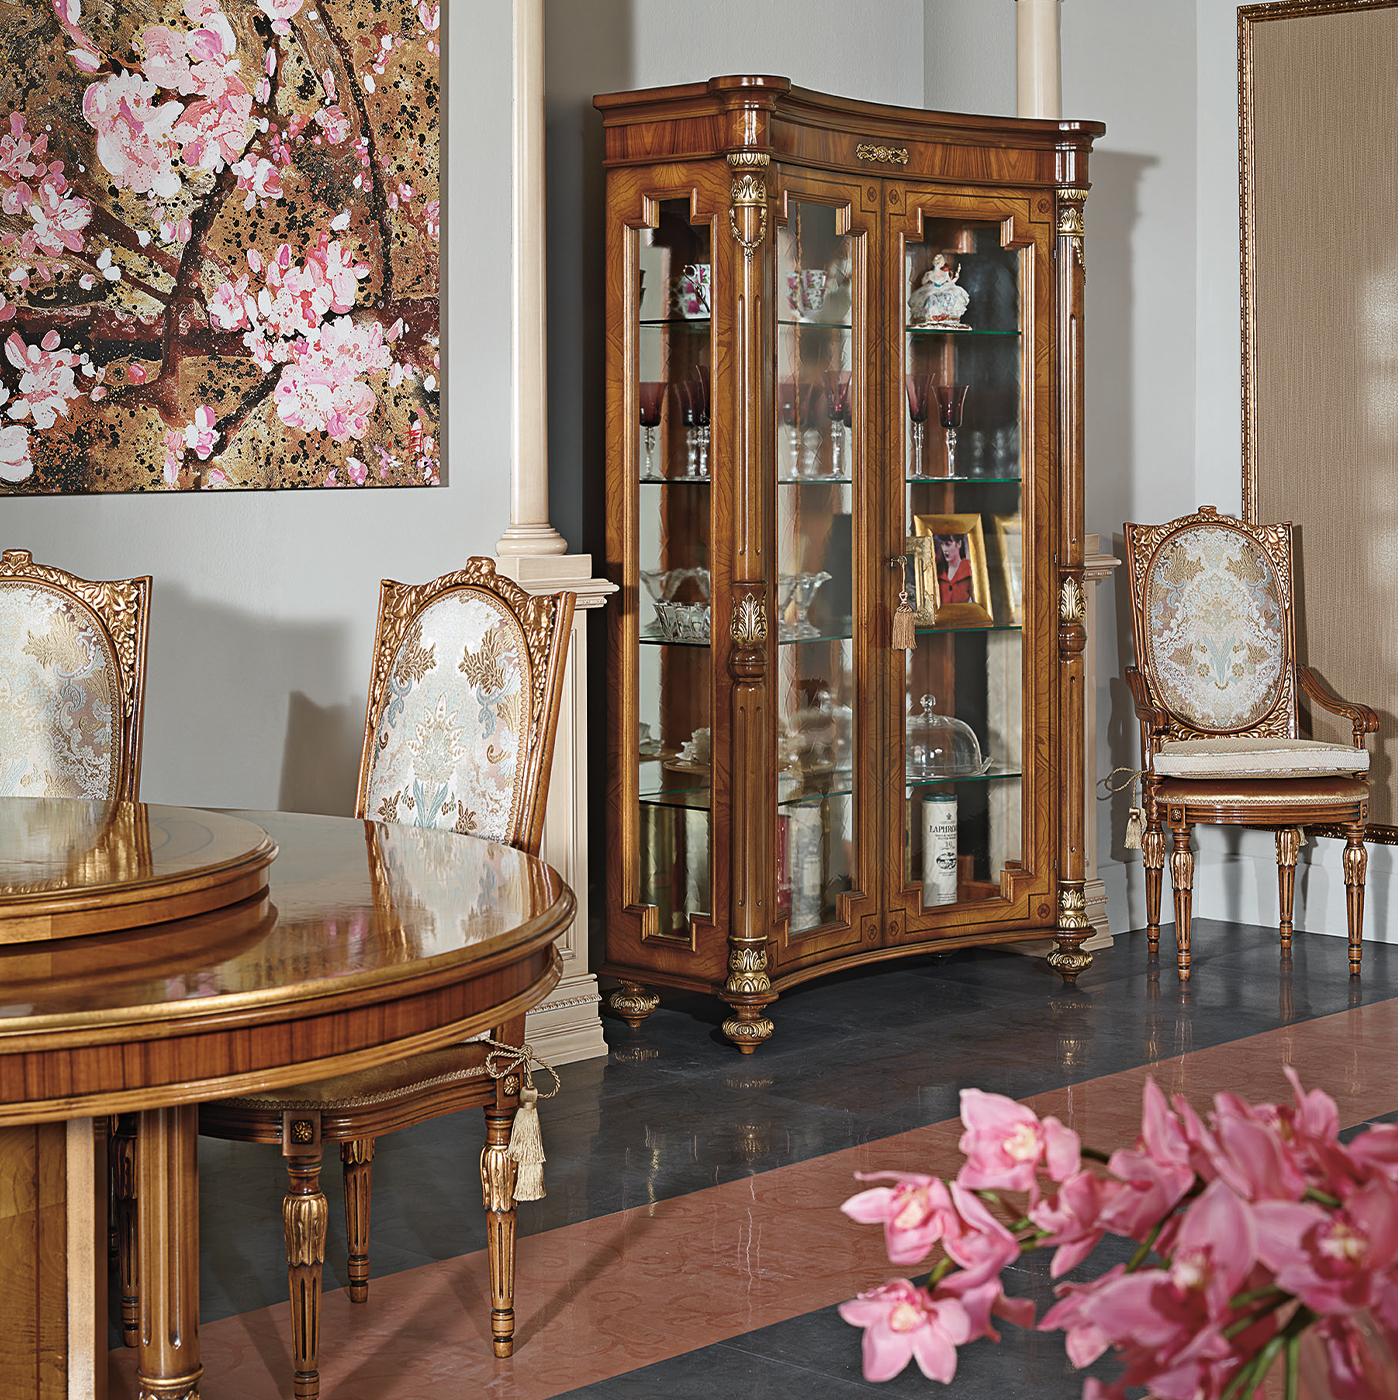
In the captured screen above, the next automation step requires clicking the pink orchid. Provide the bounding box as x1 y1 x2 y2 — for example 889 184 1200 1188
941 1270 1036 1343
1029 1169 1108 1277
1254 1177 1397 1319
941 1184 1021 1284
838 1279 973 1384
1039 1267 1123 1368
1311 1314 1398 1400
842 1172 960 1265
1098 1081 1194 1240
956 1088 1081 1199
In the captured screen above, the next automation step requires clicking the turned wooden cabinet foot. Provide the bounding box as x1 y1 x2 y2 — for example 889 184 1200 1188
341 1137 375 1304
606 982 660 1029
136 1105 202 1400
721 1005 775 1054
480 1107 518 1358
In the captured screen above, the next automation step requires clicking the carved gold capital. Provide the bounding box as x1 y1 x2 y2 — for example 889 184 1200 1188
1343 841 1368 887
1057 883 1091 931
724 940 771 997
1056 187 1089 268
856 142 909 166
727 152 768 259
730 591 767 649
726 150 770 172
281 1192 328 1268
1059 576 1085 625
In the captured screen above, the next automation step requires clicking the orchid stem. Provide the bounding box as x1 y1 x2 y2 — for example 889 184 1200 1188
1283 1335 1299 1400
1125 1219 1164 1272
1303 1186 1342 1209
1079 1146 1111 1165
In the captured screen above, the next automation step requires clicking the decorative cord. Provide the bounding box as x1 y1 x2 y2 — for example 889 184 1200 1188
1097 765 1145 799
482 1039 561 1100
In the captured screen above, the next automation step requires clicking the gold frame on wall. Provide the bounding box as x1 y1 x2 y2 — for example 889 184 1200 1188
1238 0 1397 844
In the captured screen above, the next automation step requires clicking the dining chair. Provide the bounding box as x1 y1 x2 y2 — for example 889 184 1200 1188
1124 506 1377 981
197 557 575 1399
0 547 154 1346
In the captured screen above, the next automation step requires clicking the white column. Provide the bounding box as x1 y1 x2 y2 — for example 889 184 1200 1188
497 0 567 557
1082 536 1121 943
496 0 615 1061
1015 0 1062 120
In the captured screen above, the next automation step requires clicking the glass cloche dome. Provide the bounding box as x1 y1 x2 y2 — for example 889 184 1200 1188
905 695 991 779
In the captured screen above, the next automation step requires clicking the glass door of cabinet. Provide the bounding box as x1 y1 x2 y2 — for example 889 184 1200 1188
772 180 874 945
886 195 1053 928
634 196 715 941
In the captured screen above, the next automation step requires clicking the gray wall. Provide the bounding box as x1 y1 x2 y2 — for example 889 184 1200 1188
1 3 514 813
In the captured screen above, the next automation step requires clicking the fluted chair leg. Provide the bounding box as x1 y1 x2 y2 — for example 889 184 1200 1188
341 1137 375 1303
284 1150 328 1400
481 1106 519 1358
1169 824 1194 982
1142 820 1165 952
1344 822 1367 975
1275 827 1301 952
113 1113 139 1346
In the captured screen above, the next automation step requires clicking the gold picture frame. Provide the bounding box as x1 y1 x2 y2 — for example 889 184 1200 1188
910 513 994 628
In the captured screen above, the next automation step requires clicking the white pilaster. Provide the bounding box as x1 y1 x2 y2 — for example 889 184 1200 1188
1015 0 1063 120
1083 536 1121 943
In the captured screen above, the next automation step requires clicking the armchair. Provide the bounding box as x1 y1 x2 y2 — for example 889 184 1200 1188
1124 507 1376 980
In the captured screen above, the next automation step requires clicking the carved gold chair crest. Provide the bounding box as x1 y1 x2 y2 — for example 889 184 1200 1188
1124 506 1377 980
196 557 575 1399
0 548 151 801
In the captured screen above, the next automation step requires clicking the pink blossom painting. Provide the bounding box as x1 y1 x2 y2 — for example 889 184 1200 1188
0 0 440 492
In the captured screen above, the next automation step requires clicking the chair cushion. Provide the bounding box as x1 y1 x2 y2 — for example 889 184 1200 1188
1155 775 1368 809
216 1041 491 1112
1155 737 1370 780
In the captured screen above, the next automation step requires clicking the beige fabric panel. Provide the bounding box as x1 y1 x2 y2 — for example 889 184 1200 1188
1248 3 1397 828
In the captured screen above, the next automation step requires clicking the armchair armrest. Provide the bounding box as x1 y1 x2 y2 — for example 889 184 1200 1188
1125 666 1169 731
1298 665 1380 748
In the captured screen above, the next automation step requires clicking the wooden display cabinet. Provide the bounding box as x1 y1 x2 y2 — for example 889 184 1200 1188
596 76 1103 1051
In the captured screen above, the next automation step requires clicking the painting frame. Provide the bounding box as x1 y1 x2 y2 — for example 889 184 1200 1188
910 513 994 628
992 514 1023 625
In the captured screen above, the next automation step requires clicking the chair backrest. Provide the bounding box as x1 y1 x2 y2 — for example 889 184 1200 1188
355 557 576 856
0 549 151 800
1125 506 1298 741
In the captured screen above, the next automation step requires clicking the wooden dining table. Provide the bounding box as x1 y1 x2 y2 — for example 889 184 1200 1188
0 797 571 1400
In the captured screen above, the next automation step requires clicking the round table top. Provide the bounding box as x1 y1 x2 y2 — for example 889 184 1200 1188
0 805 572 1124
0 798 277 943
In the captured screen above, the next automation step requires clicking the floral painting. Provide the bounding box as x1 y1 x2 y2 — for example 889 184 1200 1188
0 0 440 492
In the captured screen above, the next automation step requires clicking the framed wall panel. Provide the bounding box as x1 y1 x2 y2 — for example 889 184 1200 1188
1240 0 1397 840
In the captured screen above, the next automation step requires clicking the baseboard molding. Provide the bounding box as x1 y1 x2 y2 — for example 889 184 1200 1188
524 973 608 1067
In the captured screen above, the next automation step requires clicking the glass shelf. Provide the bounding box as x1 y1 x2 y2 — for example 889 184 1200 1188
778 629 852 646
905 765 1021 792
640 475 712 486
639 317 711 330
643 777 858 810
778 318 852 330
905 326 1020 337
639 780 711 811
914 622 1022 636
640 628 710 648
906 474 1021 485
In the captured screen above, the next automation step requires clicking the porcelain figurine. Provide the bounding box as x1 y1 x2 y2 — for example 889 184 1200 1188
908 253 971 329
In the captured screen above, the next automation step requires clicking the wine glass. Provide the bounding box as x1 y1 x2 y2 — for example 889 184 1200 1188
788 570 831 638
639 381 665 478
905 374 931 476
778 378 802 478
934 383 970 477
824 370 852 478
691 366 711 479
799 382 828 479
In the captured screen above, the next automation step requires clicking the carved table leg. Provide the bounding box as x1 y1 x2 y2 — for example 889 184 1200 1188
114 1111 140 1347
1142 819 1165 952
341 1137 375 1303
283 1139 328 1400
1344 821 1368 975
1275 827 1301 952
480 1107 518 1357
606 981 660 1029
135 1105 201 1400
1169 825 1195 982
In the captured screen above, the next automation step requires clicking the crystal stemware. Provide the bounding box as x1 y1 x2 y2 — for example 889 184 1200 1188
779 378 801 478
934 383 970 477
799 383 828 479
673 380 699 479
691 366 711 479
786 570 831 639
824 370 852 478
905 374 931 475
639 381 665 478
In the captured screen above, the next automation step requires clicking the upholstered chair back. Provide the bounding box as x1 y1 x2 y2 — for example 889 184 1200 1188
0 549 151 800
1125 506 1299 746
356 557 575 857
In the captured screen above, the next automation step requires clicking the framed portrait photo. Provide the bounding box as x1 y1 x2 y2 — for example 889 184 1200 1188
910 513 994 628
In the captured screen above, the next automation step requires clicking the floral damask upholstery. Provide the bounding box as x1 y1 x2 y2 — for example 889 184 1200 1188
1144 525 1285 732
362 590 530 843
0 582 121 799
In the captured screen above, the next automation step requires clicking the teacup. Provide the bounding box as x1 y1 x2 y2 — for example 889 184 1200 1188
673 263 711 319
786 268 828 321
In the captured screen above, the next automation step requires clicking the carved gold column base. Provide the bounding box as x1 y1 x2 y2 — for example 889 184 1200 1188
606 981 659 1029
480 1109 518 1359
1048 882 1093 983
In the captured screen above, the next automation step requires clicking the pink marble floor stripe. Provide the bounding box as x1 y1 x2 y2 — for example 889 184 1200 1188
109 1000 1397 1399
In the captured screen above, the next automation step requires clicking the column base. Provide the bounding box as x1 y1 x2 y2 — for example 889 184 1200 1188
524 972 608 1066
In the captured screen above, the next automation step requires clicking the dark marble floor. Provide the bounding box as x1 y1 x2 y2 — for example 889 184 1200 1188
187 918 1395 1341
